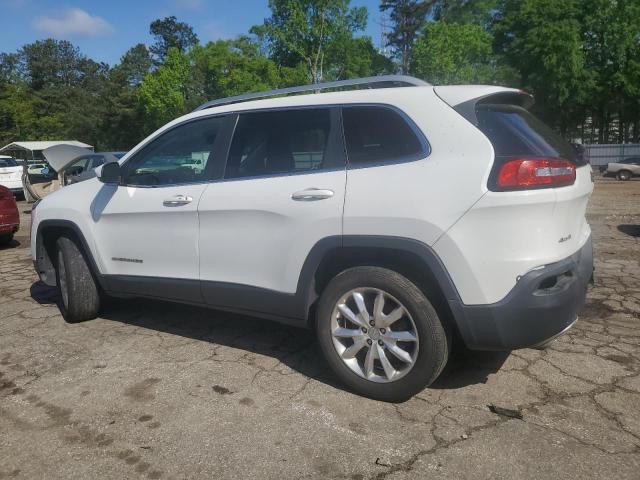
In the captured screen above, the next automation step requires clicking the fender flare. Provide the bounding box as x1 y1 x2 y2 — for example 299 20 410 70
295 235 465 324
35 219 104 289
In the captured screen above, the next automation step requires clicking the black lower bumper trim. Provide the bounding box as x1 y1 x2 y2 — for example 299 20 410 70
451 236 593 350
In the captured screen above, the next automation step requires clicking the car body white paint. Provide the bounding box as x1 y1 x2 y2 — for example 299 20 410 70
0 156 23 191
31 84 592 307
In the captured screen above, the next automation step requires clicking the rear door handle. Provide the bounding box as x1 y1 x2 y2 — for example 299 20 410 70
291 188 334 201
163 195 193 207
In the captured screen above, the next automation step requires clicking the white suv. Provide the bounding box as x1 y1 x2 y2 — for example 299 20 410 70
0 156 24 195
31 76 594 401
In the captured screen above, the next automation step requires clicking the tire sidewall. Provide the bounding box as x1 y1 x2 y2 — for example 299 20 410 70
55 243 70 319
54 235 100 322
316 267 448 402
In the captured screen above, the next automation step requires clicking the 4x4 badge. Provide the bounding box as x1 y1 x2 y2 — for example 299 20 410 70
558 234 572 243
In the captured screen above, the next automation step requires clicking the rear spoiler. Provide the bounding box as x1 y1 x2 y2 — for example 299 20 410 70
434 86 534 126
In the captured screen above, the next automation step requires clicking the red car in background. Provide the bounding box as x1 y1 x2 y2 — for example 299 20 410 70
0 185 19 245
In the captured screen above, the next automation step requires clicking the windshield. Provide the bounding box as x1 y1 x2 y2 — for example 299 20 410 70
0 158 18 168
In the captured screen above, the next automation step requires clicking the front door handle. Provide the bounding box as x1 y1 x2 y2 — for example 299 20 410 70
163 195 193 207
291 188 334 201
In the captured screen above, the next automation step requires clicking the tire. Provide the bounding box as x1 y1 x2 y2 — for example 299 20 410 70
315 267 449 402
0 234 13 246
55 235 100 323
23 185 35 203
617 170 631 181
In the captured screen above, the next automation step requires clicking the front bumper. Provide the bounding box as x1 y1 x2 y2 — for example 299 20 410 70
451 236 593 350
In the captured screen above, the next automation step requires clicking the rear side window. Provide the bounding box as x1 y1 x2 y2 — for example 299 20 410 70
342 106 425 165
225 109 332 179
0 158 18 168
476 105 579 163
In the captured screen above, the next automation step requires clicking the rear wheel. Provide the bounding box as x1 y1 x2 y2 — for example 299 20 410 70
617 170 632 181
55 235 100 323
316 267 449 402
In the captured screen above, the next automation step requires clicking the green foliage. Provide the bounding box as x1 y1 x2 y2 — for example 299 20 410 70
138 48 191 132
112 44 153 87
190 37 283 104
412 22 495 84
493 0 592 134
251 0 368 82
0 5 638 149
149 16 199 63
578 0 640 142
332 37 394 79
380 0 435 73
434 0 498 26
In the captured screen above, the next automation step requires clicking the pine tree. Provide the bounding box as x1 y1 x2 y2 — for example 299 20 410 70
380 0 435 73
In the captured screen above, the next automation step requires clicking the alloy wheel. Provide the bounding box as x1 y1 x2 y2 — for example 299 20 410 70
330 287 419 383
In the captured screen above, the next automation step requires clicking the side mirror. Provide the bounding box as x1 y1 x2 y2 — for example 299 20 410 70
98 161 121 185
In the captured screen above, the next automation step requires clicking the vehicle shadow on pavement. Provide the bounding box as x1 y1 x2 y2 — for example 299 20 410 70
617 224 640 237
30 280 511 395
0 238 21 250
430 347 510 389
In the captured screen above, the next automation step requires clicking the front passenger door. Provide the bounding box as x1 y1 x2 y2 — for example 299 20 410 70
92 115 229 301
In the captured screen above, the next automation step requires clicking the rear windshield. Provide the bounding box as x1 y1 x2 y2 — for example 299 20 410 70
0 158 18 168
476 105 578 163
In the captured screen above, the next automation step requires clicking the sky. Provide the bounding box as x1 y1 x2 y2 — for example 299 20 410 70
0 0 386 65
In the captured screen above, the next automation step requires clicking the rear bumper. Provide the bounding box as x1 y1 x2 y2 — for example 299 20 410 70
0 214 19 234
1 180 23 192
0 224 19 235
451 236 593 350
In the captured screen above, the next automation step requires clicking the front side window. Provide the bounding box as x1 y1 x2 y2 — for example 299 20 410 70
225 109 331 179
342 106 425 165
124 116 223 186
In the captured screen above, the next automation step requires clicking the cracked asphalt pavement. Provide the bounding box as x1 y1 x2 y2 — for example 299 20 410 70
1 178 639 479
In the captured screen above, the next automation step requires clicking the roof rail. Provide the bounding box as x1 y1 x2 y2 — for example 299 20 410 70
193 75 430 112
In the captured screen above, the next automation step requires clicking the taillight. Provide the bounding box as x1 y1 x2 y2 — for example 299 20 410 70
496 158 576 190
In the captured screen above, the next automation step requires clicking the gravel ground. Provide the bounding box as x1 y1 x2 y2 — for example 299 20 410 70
1 177 639 480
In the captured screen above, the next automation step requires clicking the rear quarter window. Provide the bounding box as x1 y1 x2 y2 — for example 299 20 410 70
475 105 582 164
342 106 427 166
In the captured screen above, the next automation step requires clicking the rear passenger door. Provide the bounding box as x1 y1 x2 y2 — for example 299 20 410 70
198 107 346 311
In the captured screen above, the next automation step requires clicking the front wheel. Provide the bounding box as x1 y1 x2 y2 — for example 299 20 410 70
617 170 631 181
55 235 101 323
316 267 449 402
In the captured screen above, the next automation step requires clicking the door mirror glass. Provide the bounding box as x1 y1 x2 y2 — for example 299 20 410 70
98 161 121 184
